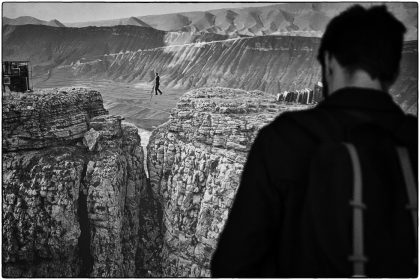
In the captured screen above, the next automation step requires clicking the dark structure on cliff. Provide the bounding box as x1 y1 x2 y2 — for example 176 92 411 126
2 61 32 92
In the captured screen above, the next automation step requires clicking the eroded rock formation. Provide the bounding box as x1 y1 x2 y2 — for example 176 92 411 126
2 88 107 151
276 85 323 104
2 88 147 277
144 87 311 276
4 84 413 277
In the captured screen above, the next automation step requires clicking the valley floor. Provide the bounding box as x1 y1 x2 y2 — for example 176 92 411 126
33 78 185 131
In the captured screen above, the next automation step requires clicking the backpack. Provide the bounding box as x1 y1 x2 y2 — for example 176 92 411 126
288 109 418 277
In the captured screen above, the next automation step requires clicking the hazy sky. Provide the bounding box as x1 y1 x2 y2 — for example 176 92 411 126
3 2 275 23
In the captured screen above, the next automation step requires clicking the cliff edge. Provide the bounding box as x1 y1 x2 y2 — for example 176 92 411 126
145 87 311 276
2 88 147 277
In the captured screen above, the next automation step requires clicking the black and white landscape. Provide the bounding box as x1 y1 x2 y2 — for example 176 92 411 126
3 2 418 125
2 2 418 278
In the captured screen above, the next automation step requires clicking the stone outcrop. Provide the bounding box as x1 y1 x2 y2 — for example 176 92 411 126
2 88 107 151
145 87 312 276
276 82 324 104
2 89 147 277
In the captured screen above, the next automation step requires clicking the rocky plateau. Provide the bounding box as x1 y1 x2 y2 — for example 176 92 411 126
144 87 311 276
2 88 148 277
2 86 312 277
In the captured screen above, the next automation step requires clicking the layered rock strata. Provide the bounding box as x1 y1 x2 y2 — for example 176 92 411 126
2 88 107 151
2 89 147 277
145 87 311 276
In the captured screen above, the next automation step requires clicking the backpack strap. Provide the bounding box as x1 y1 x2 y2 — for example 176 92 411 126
344 143 368 277
396 146 418 265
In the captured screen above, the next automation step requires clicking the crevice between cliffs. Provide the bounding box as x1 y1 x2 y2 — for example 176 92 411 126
77 160 94 277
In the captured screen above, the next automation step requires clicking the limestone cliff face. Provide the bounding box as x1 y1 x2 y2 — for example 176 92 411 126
3 88 107 151
145 87 311 276
2 89 147 277
3 147 84 277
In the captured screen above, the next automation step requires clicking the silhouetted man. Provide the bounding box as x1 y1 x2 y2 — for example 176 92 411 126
211 5 417 277
155 72 162 95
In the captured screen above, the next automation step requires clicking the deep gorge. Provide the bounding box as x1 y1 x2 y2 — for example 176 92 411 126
2 87 313 276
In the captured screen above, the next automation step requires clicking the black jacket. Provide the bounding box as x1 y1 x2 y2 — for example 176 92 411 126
210 87 418 277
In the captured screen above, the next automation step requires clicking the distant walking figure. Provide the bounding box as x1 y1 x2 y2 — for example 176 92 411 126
155 72 162 95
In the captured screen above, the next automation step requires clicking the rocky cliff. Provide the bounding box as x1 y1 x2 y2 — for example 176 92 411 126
143 87 311 276
3 84 414 277
2 88 147 277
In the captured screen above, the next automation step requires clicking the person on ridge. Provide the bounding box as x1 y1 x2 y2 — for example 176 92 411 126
155 72 163 95
211 5 417 278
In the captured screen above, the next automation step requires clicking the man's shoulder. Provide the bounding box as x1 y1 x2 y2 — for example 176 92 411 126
273 106 319 123
255 107 321 183
266 107 321 135
265 105 417 143
257 107 321 147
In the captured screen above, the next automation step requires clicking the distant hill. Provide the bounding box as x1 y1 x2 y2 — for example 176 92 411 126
57 16 151 28
4 3 416 40
3 16 65 27
65 2 418 40
2 25 166 66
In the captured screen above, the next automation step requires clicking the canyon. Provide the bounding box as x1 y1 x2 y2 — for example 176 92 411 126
2 86 311 277
2 3 418 276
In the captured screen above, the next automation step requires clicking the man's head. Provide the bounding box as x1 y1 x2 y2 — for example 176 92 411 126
318 5 406 96
156 72 159 76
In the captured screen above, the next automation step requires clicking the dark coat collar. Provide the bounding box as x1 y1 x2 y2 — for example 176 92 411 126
318 87 404 114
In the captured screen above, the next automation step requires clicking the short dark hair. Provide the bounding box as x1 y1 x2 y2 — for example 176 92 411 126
317 5 406 85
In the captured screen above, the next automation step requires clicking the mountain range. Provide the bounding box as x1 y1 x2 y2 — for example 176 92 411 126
3 16 65 27
3 3 418 40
